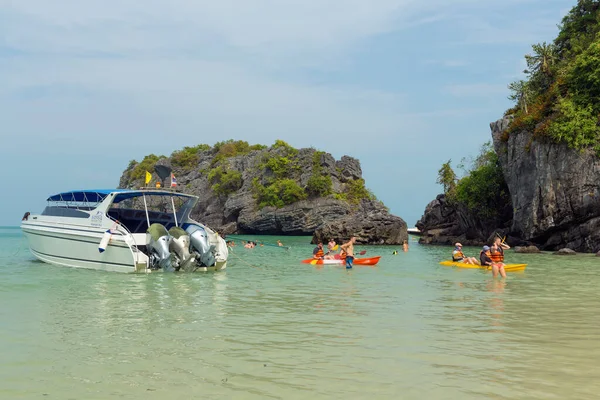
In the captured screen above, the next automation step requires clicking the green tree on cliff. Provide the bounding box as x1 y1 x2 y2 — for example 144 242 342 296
525 42 557 77
506 0 600 154
507 80 531 114
436 160 456 195
436 144 511 222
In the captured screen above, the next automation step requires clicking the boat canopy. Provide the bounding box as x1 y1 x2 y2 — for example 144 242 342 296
47 189 197 203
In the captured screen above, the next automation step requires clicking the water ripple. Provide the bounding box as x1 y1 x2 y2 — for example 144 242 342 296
0 235 599 399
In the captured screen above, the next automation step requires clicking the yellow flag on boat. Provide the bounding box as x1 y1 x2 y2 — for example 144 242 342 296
145 171 152 185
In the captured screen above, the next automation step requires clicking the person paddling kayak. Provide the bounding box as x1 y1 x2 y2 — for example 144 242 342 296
452 243 479 265
313 242 325 260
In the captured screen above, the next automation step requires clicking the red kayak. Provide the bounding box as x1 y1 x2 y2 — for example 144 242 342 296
301 256 381 266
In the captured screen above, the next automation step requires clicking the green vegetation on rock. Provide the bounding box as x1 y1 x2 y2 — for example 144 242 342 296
126 138 381 210
506 0 600 154
261 155 300 179
171 144 210 169
252 177 307 208
306 151 333 197
208 165 243 196
436 160 457 195
345 178 376 204
212 140 267 165
437 143 510 220
271 139 298 156
129 154 166 181
252 141 307 207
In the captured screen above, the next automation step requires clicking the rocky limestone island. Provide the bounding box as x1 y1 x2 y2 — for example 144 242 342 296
417 115 600 252
119 140 407 245
417 3 600 253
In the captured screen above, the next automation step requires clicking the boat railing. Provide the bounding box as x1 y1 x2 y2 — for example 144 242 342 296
107 215 145 269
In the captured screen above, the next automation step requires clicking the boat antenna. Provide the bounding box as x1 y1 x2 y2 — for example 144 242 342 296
142 194 151 228
170 196 178 227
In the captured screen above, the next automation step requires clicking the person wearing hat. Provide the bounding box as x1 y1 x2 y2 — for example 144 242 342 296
452 243 479 265
480 245 506 278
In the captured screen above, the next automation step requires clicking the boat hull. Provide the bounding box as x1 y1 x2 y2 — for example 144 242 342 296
22 223 138 273
301 256 381 266
439 260 527 272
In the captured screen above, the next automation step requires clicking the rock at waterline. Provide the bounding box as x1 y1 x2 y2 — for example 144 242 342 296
515 246 541 254
553 248 576 255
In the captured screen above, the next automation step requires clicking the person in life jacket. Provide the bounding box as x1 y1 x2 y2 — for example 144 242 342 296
481 245 506 278
490 236 510 264
313 242 326 259
452 243 479 264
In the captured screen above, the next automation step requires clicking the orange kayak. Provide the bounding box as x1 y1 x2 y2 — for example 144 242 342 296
301 256 381 266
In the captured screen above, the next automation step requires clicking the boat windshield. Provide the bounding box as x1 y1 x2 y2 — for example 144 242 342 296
41 191 111 217
107 193 196 233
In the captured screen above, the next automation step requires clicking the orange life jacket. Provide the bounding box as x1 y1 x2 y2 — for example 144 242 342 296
339 250 346 259
314 248 324 258
490 246 504 262
452 250 465 261
480 250 493 265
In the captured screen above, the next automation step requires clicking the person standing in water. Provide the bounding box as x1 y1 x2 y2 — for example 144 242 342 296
340 236 356 269
403 240 409 252
490 237 510 264
481 245 506 278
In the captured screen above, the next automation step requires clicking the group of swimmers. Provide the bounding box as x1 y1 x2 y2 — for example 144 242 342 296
226 239 285 249
452 236 511 278
313 237 357 269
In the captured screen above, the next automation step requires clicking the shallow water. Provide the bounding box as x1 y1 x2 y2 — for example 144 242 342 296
1 227 599 399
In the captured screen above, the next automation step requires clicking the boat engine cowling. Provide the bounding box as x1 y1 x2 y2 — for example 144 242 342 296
146 223 173 271
186 225 216 267
168 226 195 271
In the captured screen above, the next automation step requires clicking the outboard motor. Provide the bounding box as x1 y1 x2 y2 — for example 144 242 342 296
146 223 173 271
186 224 216 268
168 226 195 272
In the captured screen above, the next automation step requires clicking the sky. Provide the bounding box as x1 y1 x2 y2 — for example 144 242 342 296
0 0 573 226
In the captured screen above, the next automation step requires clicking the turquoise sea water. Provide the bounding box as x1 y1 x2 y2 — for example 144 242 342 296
1 226 599 399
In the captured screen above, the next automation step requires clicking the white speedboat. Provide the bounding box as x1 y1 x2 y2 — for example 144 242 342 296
21 189 228 273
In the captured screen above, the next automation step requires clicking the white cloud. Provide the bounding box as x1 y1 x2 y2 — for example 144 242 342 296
2 0 412 56
0 0 573 226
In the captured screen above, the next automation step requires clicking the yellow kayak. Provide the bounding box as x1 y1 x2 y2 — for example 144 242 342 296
440 260 527 272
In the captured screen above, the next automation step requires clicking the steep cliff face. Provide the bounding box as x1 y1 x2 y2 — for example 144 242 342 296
119 144 407 244
416 194 512 246
313 200 407 245
492 117 600 252
417 116 600 252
